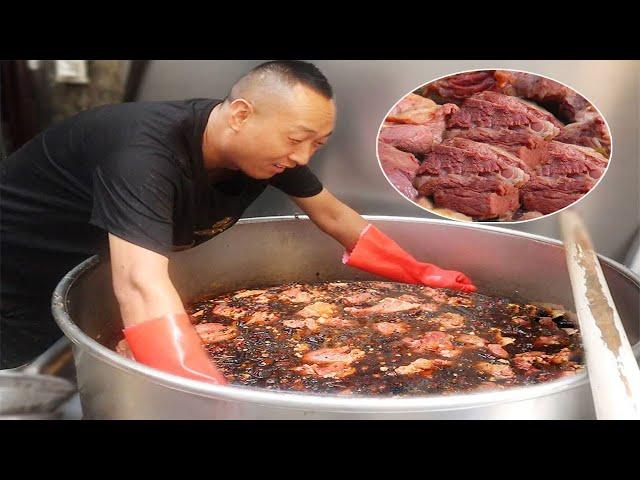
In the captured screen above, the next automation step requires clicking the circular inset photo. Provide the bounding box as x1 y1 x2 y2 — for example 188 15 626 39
376 69 612 222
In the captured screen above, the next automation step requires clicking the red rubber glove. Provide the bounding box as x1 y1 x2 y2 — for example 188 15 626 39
342 224 477 293
123 313 227 384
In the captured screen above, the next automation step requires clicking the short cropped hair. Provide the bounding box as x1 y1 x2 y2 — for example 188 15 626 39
228 60 333 100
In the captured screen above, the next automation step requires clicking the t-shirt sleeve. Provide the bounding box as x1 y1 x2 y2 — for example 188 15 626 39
268 165 323 198
89 149 178 255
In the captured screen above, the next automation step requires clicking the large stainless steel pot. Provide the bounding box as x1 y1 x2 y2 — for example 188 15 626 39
52 216 640 419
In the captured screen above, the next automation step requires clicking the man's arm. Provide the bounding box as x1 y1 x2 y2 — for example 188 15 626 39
108 233 185 327
290 188 476 292
290 188 368 251
108 233 227 384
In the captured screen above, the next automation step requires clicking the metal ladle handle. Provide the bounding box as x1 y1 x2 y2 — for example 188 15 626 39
19 336 73 376
560 210 640 419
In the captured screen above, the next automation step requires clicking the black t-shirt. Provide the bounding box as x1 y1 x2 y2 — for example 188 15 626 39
0 99 323 303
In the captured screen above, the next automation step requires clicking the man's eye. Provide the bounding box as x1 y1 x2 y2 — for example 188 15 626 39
289 138 304 144
314 142 326 148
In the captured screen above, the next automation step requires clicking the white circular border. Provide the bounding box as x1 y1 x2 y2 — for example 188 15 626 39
375 67 614 225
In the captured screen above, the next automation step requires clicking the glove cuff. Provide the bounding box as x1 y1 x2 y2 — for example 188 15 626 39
342 224 420 284
124 312 227 384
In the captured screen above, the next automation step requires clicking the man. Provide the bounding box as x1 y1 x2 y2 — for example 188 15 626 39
1 61 475 380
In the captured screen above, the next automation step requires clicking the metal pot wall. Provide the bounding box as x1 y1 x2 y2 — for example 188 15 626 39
52 216 640 419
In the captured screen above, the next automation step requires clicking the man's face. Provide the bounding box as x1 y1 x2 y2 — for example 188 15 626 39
229 84 336 179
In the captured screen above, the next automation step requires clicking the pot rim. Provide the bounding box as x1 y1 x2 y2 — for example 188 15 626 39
52 215 640 412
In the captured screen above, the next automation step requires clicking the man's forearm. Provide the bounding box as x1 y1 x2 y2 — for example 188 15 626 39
320 204 368 251
113 272 186 328
293 189 368 251
108 233 186 327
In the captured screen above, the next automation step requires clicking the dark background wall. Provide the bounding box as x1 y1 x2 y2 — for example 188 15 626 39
1 60 127 154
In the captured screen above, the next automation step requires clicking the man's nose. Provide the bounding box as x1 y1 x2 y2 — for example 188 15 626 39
288 145 312 166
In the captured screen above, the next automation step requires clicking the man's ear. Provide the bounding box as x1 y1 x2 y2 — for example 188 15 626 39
227 99 253 132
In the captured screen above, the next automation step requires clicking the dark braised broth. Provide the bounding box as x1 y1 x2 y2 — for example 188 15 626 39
182 281 583 396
